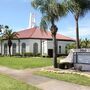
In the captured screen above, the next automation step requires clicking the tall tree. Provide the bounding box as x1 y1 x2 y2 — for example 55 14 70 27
65 0 90 48
3 27 18 56
31 0 67 68
0 25 4 55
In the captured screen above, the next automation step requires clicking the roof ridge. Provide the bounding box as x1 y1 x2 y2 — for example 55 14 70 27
17 27 75 41
29 27 36 37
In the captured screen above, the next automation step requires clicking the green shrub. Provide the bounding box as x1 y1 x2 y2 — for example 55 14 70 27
15 53 22 57
23 52 33 57
37 53 41 56
0 53 1 56
59 62 73 69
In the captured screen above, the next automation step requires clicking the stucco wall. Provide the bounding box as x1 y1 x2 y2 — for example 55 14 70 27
42 40 48 56
57 41 74 54
0 39 74 55
1 39 41 55
47 40 74 54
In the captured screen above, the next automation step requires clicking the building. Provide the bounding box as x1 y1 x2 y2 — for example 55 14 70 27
0 27 75 56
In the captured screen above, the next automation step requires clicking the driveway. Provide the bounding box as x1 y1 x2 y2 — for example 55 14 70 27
0 66 90 90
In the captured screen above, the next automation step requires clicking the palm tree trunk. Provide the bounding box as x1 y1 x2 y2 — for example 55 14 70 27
50 22 58 68
1 41 2 55
8 40 12 56
9 46 11 56
18 39 20 54
52 35 58 68
40 39 42 56
75 16 80 49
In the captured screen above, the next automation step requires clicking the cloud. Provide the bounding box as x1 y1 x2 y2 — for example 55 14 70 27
60 26 90 39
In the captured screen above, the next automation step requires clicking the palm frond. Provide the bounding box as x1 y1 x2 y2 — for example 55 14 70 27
3 29 19 40
32 0 67 30
40 16 48 31
65 0 90 18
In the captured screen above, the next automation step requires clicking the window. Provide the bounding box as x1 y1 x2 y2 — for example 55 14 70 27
12 43 16 55
59 46 61 54
22 43 26 54
33 43 38 55
4 43 7 55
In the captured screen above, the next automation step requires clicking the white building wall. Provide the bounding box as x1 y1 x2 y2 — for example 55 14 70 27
2 40 8 55
28 39 41 53
47 40 74 54
1 39 41 55
42 40 48 56
57 41 74 54
11 40 19 54
0 39 74 55
2 40 18 55
20 39 30 53
18 39 41 54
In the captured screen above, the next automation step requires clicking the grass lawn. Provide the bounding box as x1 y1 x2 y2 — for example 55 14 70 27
0 74 40 90
0 57 52 69
35 71 90 86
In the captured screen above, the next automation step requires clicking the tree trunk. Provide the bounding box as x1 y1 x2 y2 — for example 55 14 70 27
75 16 80 49
50 24 58 68
18 39 20 54
40 39 42 56
9 46 11 56
8 40 12 56
1 41 2 55
52 35 58 68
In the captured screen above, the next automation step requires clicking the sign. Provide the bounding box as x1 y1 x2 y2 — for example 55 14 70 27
75 52 90 64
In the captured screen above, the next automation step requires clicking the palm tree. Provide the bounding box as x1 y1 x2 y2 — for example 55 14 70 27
0 25 4 55
84 38 90 48
65 0 90 48
31 0 67 68
0 25 3 32
3 27 18 56
81 38 90 48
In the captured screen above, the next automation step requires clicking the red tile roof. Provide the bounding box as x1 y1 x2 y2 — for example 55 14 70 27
17 27 75 41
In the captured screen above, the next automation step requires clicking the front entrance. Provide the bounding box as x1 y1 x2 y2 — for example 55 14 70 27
48 49 53 57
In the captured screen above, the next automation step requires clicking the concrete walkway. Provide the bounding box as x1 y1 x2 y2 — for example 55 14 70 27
0 66 90 90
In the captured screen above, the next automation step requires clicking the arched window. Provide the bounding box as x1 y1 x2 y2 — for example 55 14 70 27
12 43 16 55
33 43 38 55
22 43 26 54
4 43 7 55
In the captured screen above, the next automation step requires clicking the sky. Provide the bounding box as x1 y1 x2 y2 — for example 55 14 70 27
0 0 90 39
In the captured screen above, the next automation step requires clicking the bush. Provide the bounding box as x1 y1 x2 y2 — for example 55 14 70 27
33 53 41 57
16 52 41 57
0 53 2 56
15 53 22 57
59 62 73 69
36 53 41 57
23 52 33 57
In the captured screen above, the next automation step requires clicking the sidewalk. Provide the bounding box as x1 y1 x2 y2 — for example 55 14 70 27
0 66 90 90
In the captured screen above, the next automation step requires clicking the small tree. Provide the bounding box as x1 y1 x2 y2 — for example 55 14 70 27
67 38 90 52
3 27 18 56
0 25 4 55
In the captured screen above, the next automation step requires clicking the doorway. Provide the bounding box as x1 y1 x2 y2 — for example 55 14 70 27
48 49 53 57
